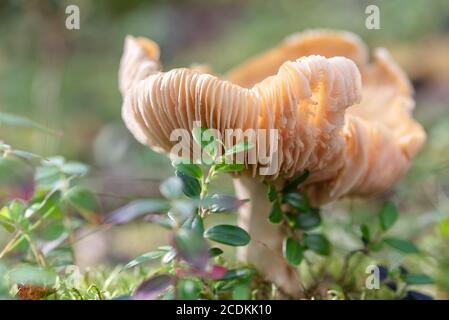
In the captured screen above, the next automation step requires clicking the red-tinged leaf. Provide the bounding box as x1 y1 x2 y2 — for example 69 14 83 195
104 199 170 225
174 229 209 270
133 274 174 300
176 265 227 280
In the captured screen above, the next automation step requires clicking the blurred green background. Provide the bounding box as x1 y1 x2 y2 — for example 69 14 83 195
1 0 449 296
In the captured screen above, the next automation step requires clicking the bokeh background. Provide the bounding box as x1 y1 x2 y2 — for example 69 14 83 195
1 0 449 296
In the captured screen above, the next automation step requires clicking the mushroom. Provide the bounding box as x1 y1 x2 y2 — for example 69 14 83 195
118 30 426 297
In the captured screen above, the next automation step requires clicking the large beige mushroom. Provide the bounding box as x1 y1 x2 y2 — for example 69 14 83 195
118 30 426 297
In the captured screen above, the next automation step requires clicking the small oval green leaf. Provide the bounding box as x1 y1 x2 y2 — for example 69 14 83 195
268 201 283 224
283 192 310 212
204 224 250 246
175 170 201 198
383 237 419 254
283 237 304 266
379 201 399 231
304 233 331 256
295 209 321 230
173 162 203 179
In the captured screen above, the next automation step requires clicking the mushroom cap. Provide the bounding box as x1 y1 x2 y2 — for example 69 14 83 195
119 30 426 205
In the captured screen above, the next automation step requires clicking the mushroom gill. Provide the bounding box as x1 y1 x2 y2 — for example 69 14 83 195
118 30 426 297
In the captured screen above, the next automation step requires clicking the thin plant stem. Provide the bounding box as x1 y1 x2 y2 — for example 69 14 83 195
0 232 21 259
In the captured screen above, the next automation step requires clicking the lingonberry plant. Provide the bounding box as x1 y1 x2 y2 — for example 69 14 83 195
104 128 258 300
265 170 331 266
0 145 98 299
0 114 434 300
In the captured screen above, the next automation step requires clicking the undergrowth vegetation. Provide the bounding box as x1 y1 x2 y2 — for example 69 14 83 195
0 112 439 300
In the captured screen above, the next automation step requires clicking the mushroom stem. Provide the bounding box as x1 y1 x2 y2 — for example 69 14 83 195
233 176 302 298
